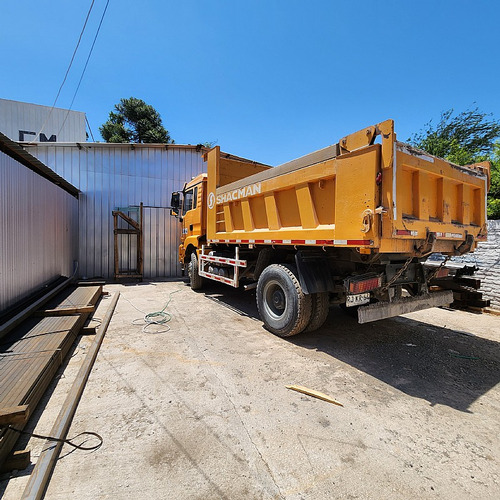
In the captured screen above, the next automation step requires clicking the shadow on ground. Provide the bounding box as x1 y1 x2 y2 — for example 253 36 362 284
200 282 500 413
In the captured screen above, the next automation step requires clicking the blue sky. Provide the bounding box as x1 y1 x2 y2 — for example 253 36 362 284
1 0 499 165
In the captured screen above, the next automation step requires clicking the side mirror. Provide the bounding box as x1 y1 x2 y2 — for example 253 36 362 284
170 192 182 218
171 192 180 209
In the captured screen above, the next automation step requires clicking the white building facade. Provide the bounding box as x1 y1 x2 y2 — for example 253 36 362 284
0 98 86 143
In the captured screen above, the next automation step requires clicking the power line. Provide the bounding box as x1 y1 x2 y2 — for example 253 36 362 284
86 115 96 142
58 0 111 139
31 0 96 143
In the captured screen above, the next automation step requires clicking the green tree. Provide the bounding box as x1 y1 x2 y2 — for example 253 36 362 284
100 97 173 144
487 143 500 219
410 108 500 219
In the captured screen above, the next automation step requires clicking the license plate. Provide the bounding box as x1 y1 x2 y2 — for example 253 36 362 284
346 292 370 307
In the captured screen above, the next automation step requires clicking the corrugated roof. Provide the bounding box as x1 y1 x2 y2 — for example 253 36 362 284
0 131 79 198
21 141 209 151
21 141 271 167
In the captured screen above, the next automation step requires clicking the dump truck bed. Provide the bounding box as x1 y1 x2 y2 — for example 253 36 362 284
205 120 489 255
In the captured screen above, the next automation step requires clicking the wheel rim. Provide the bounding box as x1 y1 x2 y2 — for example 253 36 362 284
262 279 287 320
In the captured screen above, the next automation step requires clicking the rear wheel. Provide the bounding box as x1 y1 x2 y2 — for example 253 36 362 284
304 292 330 332
188 251 204 290
256 264 312 337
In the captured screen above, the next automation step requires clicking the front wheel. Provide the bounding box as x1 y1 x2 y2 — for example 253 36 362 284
256 264 312 337
188 251 204 290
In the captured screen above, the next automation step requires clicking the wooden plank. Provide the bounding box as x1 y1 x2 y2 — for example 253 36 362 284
456 277 481 289
469 299 490 308
35 305 95 316
41 286 102 311
77 281 106 286
0 316 79 406
112 210 140 230
286 385 344 407
114 228 139 235
431 279 469 291
0 286 102 467
0 406 29 426
0 449 30 473
0 277 72 340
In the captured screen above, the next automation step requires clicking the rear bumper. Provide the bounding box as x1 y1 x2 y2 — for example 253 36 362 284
357 290 453 324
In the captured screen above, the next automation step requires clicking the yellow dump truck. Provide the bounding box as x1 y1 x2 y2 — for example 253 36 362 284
170 120 490 336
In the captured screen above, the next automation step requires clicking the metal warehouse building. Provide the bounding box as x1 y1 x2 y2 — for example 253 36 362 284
0 132 79 311
24 142 205 279
0 97 207 311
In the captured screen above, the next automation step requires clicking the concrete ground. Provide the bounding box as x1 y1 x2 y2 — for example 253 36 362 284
1 280 499 500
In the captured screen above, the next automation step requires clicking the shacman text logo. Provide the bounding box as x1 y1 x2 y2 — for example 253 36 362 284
215 183 261 205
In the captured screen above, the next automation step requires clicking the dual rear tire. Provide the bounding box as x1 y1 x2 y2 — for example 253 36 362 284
256 264 329 337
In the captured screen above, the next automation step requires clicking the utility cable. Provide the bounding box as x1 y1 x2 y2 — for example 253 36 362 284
30 0 96 143
122 289 181 333
2 425 103 451
58 0 111 137
86 115 96 141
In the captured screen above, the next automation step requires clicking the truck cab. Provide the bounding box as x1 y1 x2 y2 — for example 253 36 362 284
171 173 207 268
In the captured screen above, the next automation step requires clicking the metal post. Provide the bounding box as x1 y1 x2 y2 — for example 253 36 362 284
138 202 144 279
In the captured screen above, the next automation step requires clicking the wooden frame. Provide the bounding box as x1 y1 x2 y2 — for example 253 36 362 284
113 203 143 280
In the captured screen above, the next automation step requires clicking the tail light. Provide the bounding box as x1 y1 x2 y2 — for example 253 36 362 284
346 274 383 294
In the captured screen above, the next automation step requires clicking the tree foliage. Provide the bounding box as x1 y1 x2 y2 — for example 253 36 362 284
410 108 500 219
100 97 173 144
487 143 500 219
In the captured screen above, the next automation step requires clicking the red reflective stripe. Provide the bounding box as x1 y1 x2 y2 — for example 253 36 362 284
346 240 372 245
212 238 370 245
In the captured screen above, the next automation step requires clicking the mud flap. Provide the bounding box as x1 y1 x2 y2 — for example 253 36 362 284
295 251 335 294
357 290 453 324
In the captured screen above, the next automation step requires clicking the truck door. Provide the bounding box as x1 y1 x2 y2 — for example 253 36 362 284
181 181 204 244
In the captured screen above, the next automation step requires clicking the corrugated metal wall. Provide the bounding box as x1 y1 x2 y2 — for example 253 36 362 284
0 99 86 142
26 144 205 278
0 151 78 312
